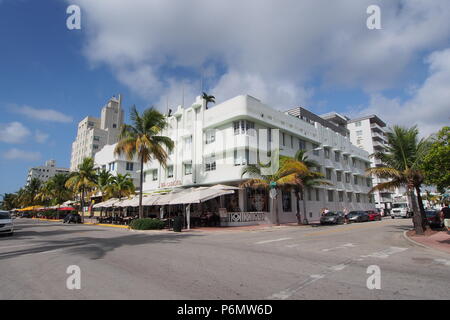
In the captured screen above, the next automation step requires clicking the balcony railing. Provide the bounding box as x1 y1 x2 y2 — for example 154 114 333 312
222 212 267 223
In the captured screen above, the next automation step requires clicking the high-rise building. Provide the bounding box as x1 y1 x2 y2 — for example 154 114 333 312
26 160 70 185
322 113 394 213
70 95 124 171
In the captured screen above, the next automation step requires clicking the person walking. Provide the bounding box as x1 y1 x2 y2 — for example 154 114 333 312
343 207 349 224
440 203 450 232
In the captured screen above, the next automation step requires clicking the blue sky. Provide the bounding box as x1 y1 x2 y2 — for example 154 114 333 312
1 0 449 195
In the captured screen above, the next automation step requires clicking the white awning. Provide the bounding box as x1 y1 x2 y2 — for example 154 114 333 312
92 198 120 208
208 184 242 190
167 188 235 205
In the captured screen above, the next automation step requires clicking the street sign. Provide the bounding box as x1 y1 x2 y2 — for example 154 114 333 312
269 188 277 199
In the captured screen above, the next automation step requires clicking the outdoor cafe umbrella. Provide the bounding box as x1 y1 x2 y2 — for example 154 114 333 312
57 207 76 211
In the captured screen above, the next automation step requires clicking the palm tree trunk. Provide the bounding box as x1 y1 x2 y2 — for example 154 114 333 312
138 155 144 219
295 190 301 225
302 189 308 225
408 183 423 235
415 186 430 231
275 188 280 225
80 189 85 223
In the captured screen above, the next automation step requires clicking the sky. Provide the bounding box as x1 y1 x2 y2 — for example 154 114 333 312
0 0 449 195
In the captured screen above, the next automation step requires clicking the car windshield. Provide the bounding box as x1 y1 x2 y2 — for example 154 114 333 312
393 203 408 209
0 212 11 219
324 212 337 216
348 212 359 216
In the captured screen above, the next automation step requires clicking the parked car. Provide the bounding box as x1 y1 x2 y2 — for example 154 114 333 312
347 211 369 223
0 210 14 236
320 211 345 225
366 210 382 221
425 210 443 228
63 212 82 224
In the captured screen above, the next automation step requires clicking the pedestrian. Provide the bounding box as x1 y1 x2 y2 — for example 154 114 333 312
343 207 349 224
440 203 450 232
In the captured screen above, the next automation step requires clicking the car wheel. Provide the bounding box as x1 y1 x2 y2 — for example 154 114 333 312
391 216 395 219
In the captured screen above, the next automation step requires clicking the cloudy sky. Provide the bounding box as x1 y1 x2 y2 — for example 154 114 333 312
0 0 449 195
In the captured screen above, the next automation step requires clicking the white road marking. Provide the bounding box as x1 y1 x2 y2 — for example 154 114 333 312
322 243 356 252
329 264 347 271
255 237 292 245
434 259 450 266
285 244 300 248
360 247 408 259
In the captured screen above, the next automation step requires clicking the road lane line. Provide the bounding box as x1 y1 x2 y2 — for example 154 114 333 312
322 243 356 252
255 237 292 245
360 247 408 259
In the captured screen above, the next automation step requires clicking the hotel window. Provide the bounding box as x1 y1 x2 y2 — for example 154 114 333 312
102 165 106 170
347 192 352 202
356 130 363 136
355 121 362 127
113 124 117 128
282 191 292 212
126 162 134 171
184 135 192 149
354 175 358 185
326 168 332 180
282 132 286 146
184 163 192 175
367 178 372 187
315 188 320 201
88 121 94 127
205 130 215 144
312 144 320 156
93 136 100 142
352 158 357 167
324 147 330 159
343 155 349 164
143 171 147 183
234 148 249 166
334 151 340 162
299 139 306 151
307 188 312 201
152 169 158 181
268 128 272 142
205 154 216 172
356 193 361 203
338 191 344 202
327 190 334 202
93 145 99 150
108 162 115 171
233 120 255 135
167 165 174 178
345 173 351 183
336 171 342 182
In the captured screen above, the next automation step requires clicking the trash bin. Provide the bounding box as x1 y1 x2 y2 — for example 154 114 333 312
173 215 183 232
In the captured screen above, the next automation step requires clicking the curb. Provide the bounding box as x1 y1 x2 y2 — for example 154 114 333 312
402 230 450 256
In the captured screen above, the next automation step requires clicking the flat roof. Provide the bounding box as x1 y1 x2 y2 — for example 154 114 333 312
347 115 386 127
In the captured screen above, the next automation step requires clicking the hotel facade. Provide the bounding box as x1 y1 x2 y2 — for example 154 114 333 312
70 95 124 171
140 95 375 224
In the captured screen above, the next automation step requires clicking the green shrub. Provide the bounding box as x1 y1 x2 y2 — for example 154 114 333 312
129 218 165 230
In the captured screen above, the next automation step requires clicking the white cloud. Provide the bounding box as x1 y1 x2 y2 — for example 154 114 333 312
0 122 30 144
11 105 73 123
35 130 49 144
351 48 450 136
2 148 41 161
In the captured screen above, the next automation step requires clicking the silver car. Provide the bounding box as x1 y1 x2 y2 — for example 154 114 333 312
0 210 14 236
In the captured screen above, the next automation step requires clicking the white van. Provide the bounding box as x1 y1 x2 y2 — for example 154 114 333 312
0 210 14 236
391 202 412 219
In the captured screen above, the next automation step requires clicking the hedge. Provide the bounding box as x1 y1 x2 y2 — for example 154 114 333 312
129 218 165 230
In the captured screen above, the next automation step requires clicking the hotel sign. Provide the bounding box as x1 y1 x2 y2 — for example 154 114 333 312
161 180 182 188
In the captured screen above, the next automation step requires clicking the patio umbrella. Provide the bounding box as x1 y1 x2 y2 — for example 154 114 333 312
58 207 76 211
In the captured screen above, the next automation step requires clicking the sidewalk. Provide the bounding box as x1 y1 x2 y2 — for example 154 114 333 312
407 230 450 254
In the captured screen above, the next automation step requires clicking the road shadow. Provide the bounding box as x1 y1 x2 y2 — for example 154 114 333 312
0 228 203 261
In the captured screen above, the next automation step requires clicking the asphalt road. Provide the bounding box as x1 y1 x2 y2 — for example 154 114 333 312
1 218 449 300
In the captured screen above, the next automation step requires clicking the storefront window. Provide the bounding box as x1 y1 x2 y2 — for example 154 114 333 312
246 189 268 212
282 190 292 212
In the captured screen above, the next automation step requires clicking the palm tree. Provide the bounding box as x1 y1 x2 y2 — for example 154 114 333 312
0 193 18 210
366 125 430 234
202 92 215 109
65 157 98 222
48 173 72 206
115 106 174 219
97 169 113 201
241 155 310 225
105 174 135 200
17 178 42 207
292 150 330 224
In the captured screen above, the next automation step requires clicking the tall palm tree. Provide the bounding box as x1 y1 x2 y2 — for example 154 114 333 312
115 106 174 219
18 178 42 207
292 150 330 224
202 92 215 109
48 173 72 206
366 125 430 234
105 174 135 200
65 157 98 222
241 155 310 225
